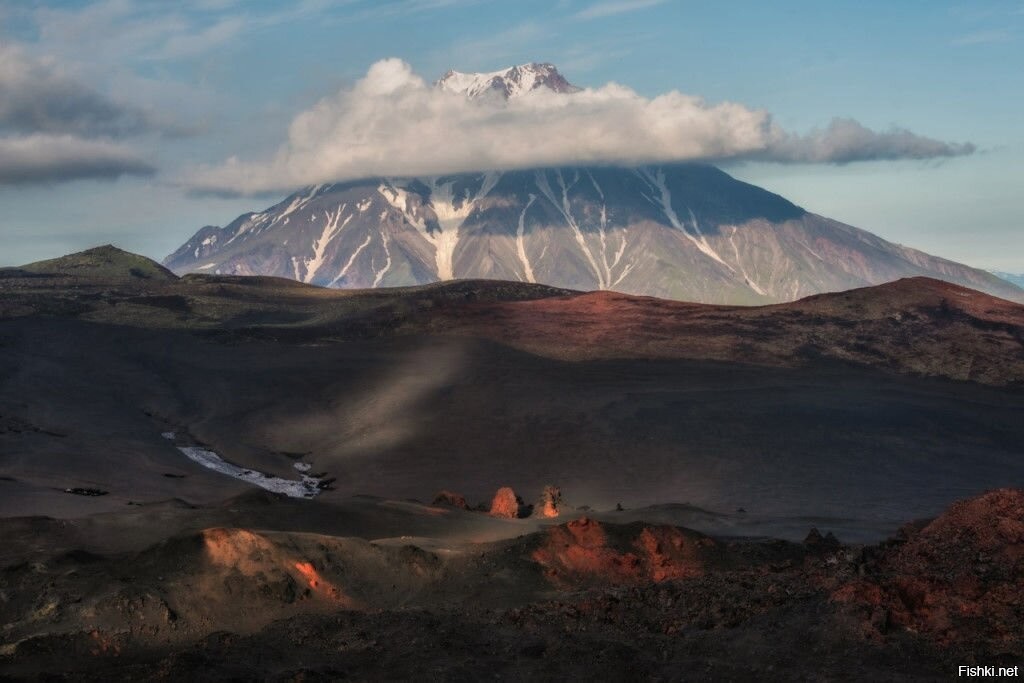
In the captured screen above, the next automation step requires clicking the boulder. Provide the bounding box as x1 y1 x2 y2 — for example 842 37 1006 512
432 490 470 510
489 487 527 518
537 485 563 518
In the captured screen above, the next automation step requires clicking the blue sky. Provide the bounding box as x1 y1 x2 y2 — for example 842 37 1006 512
0 0 1021 271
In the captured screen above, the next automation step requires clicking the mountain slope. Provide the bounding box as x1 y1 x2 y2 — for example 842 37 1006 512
164 164 1023 305
165 62 1021 304
993 271 1024 288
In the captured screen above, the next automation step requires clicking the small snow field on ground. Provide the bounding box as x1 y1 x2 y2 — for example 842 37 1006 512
178 447 322 499
160 432 322 499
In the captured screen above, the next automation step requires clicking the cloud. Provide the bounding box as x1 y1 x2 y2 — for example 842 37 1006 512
147 15 247 60
765 118 976 164
185 58 976 195
29 0 334 66
951 29 1012 46
0 44 167 185
0 134 154 185
575 0 667 20
28 0 459 66
0 44 170 137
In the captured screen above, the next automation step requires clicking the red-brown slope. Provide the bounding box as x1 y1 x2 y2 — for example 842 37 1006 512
429 277 1024 385
3 254 1022 385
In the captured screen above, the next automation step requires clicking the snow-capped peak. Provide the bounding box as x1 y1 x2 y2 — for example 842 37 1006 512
436 62 580 100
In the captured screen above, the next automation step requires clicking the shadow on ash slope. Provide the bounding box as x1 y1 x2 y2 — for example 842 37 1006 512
265 342 470 458
2 305 1022 538
153 343 465 503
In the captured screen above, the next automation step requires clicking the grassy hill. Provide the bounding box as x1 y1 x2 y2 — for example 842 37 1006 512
18 245 178 282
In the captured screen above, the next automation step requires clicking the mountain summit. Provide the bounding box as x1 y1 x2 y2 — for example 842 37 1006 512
164 64 1022 304
436 62 581 99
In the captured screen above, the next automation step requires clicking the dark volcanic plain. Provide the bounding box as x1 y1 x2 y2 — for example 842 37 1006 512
1 246 1022 680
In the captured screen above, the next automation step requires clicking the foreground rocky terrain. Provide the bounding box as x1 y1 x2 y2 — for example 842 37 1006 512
1 246 1022 679
1 489 1021 680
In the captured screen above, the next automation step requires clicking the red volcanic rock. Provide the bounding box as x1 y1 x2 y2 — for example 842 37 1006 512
432 490 470 510
530 517 717 587
910 488 1024 561
833 488 1024 655
489 487 525 519
537 485 563 518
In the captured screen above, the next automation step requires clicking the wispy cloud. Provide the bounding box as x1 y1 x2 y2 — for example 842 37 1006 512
185 59 975 195
392 0 489 11
951 29 1013 45
20 0 485 70
145 15 248 60
28 0 347 65
574 0 666 20
342 0 492 24
765 118 974 164
441 21 553 70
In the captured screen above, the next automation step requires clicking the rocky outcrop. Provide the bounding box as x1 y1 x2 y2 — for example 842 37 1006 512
431 490 470 510
529 517 718 587
804 527 840 550
832 488 1024 656
489 487 528 519
536 485 563 518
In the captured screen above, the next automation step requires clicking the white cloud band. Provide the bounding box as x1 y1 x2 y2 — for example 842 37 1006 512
186 58 975 196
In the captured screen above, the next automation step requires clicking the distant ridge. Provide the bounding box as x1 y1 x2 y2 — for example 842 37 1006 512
6 247 1024 385
992 271 1024 289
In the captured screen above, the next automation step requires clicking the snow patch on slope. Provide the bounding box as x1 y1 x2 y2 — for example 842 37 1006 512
535 169 608 289
330 233 373 286
378 173 501 281
276 184 322 225
516 194 538 283
378 183 426 229
636 167 734 272
305 203 353 283
423 172 500 280
372 232 392 287
727 226 767 296
587 170 635 289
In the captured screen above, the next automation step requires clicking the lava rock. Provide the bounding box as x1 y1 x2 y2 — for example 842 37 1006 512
432 490 470 510
536 485 563 518
490 487 529 519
